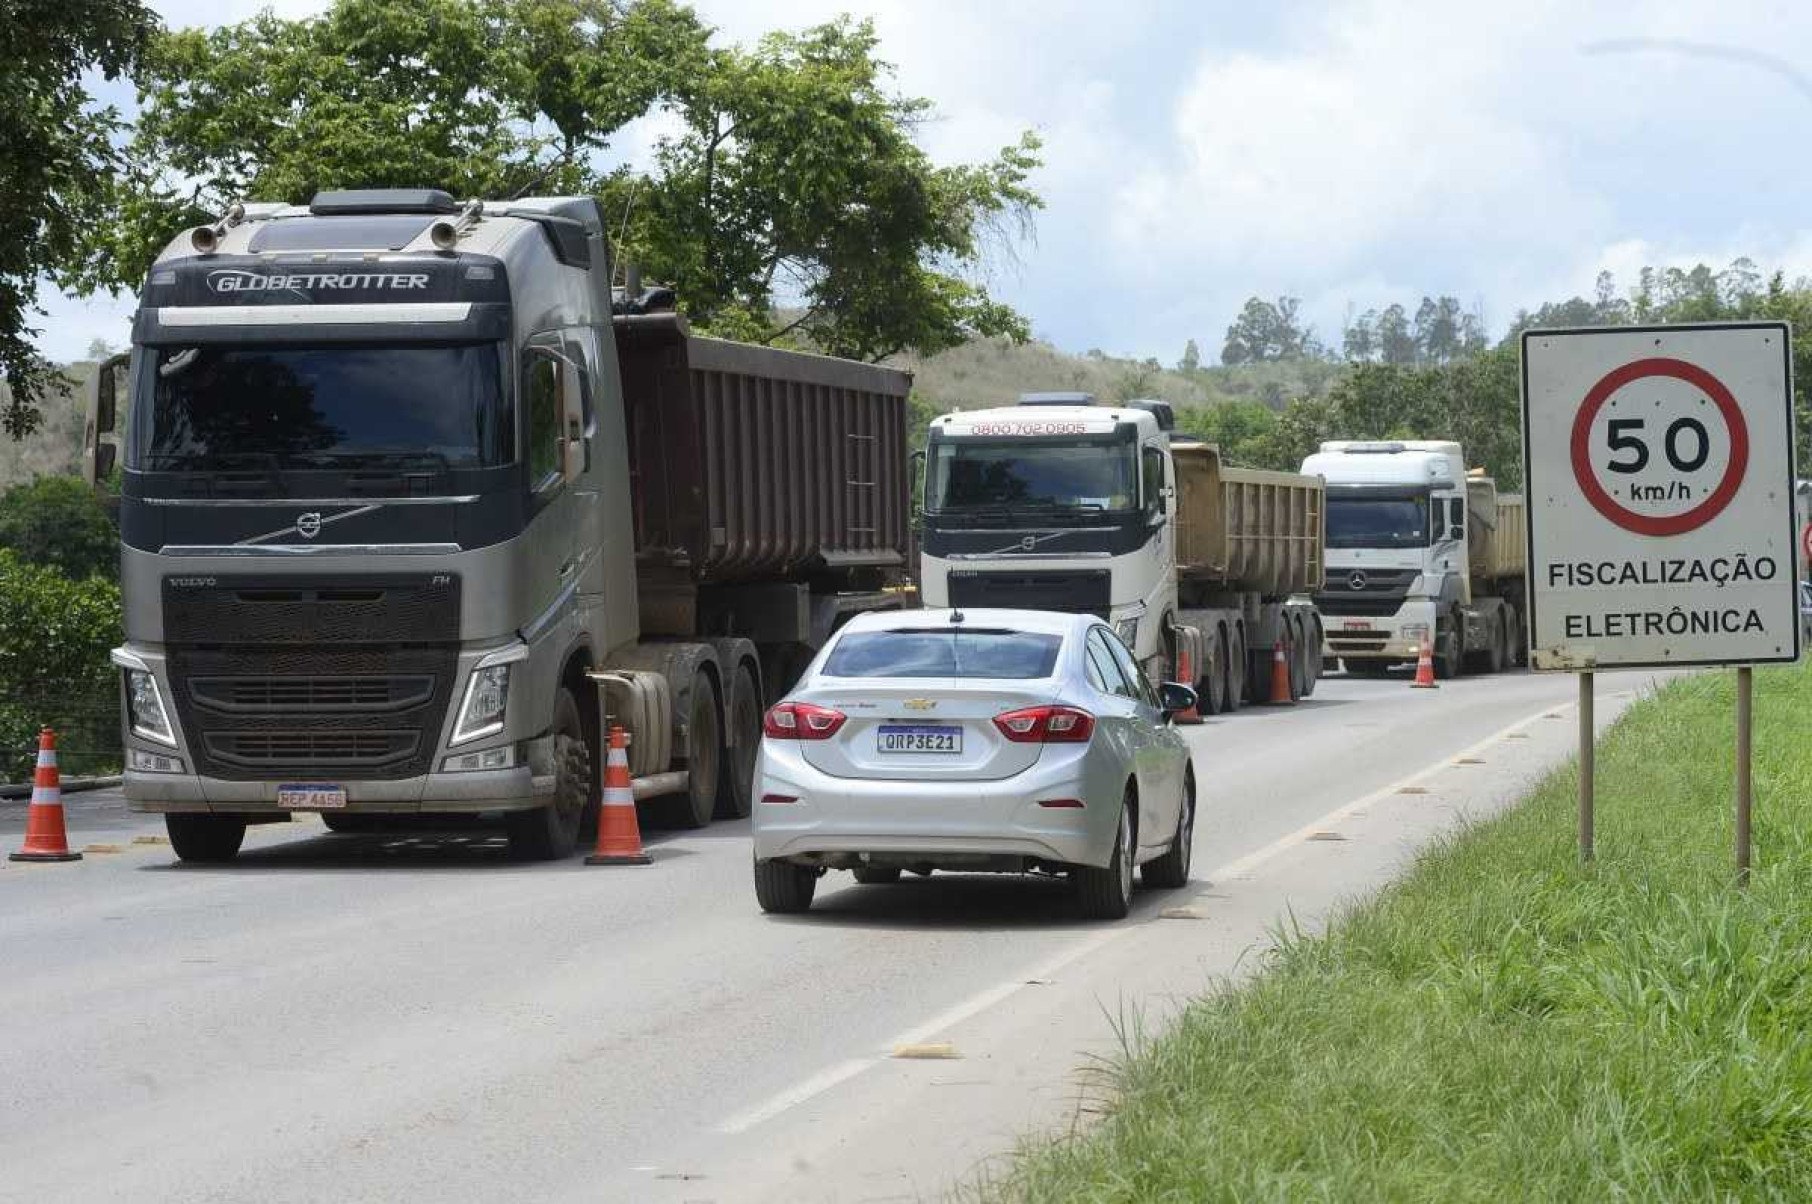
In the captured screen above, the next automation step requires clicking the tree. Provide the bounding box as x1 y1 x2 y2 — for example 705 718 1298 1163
0 476 120 581
1342 309 1378 362
1 0 156 438
69 2 1041 365
1376 304 1416 365
1179 339 1201 373
67 0 709 295
610 17 1041 360
1221 295 1309 364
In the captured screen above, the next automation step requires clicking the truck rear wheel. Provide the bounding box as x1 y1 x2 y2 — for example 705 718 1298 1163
165 814 246 863
1224 629 1245 712
506 687 589 861
715 664 760 821
1202 631 1227 714
668 671 721 830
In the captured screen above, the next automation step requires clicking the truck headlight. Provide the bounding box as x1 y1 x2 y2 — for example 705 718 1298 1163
452 664 512 744
1115 618 1140 649
124 669 176 746
1401 622 1431 645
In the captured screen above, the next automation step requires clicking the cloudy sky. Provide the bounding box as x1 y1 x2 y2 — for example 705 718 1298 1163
37 0 1812 366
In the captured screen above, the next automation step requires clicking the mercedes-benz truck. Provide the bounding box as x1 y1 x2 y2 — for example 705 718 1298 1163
1303 440 1526 678
85 189 912 861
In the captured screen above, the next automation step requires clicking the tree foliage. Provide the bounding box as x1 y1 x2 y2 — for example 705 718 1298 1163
0 476 119 581
1 0 156 439
1221 296 1324 365
64 0 1041 365
0 549 121 779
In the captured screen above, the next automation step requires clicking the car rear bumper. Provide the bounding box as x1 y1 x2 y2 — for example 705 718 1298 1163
751 743 1124 868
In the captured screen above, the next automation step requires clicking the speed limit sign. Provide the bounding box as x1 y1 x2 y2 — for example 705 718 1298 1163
1522 322 1798 669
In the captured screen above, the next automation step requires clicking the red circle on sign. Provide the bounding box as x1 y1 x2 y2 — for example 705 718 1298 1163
1568 357 1749 536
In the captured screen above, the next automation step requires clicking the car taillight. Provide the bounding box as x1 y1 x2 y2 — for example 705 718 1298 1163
993 705 1095 744
763 701 847 740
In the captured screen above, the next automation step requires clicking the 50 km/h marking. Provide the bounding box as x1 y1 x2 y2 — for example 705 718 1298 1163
1568 357 1750 537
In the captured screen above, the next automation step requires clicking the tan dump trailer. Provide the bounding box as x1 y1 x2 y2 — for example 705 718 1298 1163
1460 471 1529 670
1169 441 1326 711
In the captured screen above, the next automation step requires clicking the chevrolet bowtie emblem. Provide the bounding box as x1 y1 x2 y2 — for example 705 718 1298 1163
903 699 936 710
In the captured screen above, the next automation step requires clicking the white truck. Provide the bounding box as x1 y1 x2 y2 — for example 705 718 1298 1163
918 394 1325 710
1303 440 1526 678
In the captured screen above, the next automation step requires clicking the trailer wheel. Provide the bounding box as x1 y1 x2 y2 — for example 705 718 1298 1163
1224 628 1245 712
716 663 760 821
670 671 722 830
1305 614 1324 692
1202 630 1227 714
1289 614 1310 700
506 687 589 860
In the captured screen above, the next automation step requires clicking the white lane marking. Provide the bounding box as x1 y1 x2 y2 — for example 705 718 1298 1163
1203 700 1568 883
715 696 1578 1135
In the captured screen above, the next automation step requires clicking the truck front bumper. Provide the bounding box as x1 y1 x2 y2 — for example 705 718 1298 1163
123 763 555 815
1321 602 1436 665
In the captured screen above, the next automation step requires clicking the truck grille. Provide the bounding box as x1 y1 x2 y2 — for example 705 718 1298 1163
946 570 1112 617
190 676 435 714
1314 568 1417 618
162 574 460 781
204 731 419 769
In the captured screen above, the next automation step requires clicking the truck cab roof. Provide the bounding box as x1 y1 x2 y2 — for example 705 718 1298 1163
930 404 1160 440
1302 441 1463 488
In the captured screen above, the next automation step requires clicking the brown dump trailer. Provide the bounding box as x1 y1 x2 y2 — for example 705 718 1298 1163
613 313 914 691
1465 474 1526 582
1173 442 1324 598
1168 440 1328 710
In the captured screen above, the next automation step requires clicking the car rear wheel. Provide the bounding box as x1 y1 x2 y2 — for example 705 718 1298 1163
165 814 246 863
754 858 818 913
852 866 902 885
1142 770 1194 890
1075 793 1136 920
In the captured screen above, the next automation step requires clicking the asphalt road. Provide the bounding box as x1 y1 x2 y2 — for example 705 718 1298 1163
0 667 1674 1203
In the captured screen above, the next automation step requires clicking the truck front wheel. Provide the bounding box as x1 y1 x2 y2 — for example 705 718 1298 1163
506 687 590 860
166 814 246 863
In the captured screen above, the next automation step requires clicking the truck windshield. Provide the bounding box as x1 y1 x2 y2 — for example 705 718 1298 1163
130 344 511 471
1326 496 1429 549
925 439 1136 516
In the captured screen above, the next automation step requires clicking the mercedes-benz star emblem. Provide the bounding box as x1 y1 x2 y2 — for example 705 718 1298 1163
1347 570 1368 591
297 511 323 539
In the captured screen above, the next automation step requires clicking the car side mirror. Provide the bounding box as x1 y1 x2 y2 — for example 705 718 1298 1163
1157 681 1196 721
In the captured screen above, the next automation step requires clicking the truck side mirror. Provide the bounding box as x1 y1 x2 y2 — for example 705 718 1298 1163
94 443 117 483
1450 524 1464 540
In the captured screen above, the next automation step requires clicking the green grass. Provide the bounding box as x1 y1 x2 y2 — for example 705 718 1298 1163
991 666 1812 1202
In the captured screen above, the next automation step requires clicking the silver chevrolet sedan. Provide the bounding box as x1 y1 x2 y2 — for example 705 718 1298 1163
751 609 1197 920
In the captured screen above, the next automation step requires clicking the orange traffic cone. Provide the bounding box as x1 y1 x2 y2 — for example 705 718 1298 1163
586 725 650 866
1268 640 1294 705
1411 644 1439 689
1173 646 1204 725
10 728 80 863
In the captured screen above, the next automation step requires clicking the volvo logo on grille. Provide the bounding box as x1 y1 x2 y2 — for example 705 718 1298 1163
1020 536 1037 551
297 512 323 539
1348 571 1369 591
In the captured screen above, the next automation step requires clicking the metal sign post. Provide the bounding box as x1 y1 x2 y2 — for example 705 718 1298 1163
1737 665 1753 884
1522 323 1797 873
1579 670 1594 863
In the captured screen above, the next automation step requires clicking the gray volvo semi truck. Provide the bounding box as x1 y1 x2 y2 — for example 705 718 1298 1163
85 189 912 862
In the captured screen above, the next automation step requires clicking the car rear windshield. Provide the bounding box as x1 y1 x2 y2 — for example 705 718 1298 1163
821 630 1063 679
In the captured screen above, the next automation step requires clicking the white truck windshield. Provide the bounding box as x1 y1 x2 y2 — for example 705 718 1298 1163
926 439 1136 515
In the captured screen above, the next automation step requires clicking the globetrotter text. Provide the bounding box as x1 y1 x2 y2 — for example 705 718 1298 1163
1547 556 1779 589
